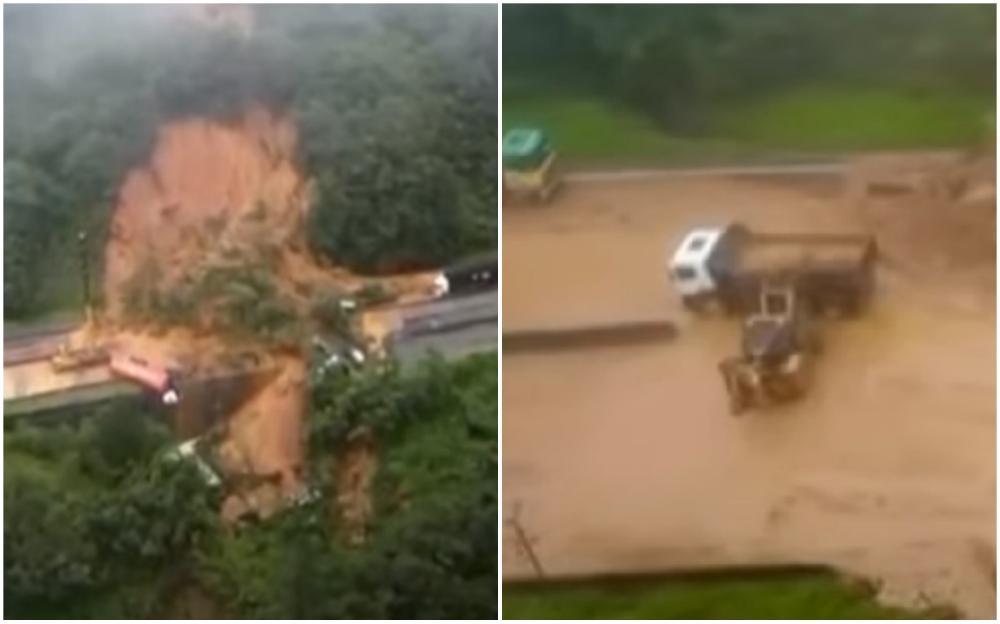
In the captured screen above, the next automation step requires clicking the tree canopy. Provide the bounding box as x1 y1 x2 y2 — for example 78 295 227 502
504 5 995 132
5 352 498 618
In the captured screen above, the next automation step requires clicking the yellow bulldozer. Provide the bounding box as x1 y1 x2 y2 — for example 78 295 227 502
49 305 110 373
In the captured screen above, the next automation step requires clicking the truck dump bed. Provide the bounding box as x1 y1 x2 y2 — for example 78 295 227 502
110 353 170 393
733 232 876 274
712 225 878 316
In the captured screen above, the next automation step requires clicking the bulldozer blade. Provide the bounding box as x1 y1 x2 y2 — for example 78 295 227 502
719 358 753 416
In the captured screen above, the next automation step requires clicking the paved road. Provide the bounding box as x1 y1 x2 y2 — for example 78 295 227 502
561 151 964 185
4 326 78 365
391 290 498 363
394 322 497 364
565 162 847 184
4 290 498 400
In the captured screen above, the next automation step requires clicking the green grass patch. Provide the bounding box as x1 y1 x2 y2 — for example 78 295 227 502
503 572 954 619
503 94 763 166
504 86 994 165
717 86 994 150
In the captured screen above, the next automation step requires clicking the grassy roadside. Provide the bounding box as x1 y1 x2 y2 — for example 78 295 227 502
503 86 994 166
717 86 993 150
503 571 954 619
502 94 764 166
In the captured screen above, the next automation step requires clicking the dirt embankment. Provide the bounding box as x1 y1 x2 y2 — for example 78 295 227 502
850 148 996 297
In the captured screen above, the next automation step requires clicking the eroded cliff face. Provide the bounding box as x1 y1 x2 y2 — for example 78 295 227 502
103 106 309 312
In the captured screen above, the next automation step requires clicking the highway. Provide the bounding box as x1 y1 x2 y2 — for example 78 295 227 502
565 162 847 184
3 289 498 414
389 289 498 363
4 325 78 365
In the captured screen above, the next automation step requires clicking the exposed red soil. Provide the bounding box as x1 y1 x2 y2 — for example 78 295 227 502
334 427 378 545
94 105 431 519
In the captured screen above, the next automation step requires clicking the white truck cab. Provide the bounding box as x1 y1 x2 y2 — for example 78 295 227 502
668 227 726 305
432 272 450 298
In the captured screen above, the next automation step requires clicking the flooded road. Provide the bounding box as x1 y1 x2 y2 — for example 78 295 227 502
501 172 995 617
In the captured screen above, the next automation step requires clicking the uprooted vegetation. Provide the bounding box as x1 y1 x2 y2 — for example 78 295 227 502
4 352 497 619
119 253 401 349
121 256 304 347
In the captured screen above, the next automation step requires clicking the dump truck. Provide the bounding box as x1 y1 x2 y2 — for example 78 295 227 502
432 253 498 298
502 127 561 203
719 282 822 415
669 222 877 317
109 352 180 405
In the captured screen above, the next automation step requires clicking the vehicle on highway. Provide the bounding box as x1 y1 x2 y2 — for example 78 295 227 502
432 253 498 298
109 352 181 405
502 127 561 203
668 222 877 316
50 343 110 372
310 336 367 383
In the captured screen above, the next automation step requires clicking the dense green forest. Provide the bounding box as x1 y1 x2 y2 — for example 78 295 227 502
5 353 497 619
504 5 995 161
5 5 497 319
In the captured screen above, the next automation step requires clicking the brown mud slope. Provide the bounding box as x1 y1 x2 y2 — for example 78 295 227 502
216 354 309 520
502 160 995 617
104 104 434 316
98 106 431 515
107 106 330 313
334 427 378 545
100 108 314 500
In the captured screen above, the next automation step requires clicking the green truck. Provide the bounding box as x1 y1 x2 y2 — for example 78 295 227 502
502 127 561 203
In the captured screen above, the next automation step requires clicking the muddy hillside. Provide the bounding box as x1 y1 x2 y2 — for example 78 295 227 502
108 106 309 314
98 106 421 519
103 104 434 330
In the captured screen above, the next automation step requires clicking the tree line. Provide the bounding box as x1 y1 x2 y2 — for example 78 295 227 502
504 4 995 131
5 353 497 619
